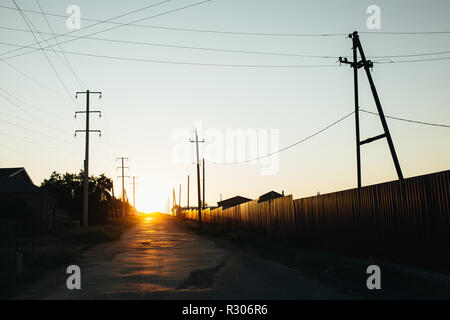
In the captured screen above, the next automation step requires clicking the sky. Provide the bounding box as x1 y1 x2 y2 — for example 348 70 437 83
0 0 449 212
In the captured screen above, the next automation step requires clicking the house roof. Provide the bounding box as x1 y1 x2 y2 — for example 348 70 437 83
258 190 283 203
0 167 33 182
218 195 252 209
0 167 40 194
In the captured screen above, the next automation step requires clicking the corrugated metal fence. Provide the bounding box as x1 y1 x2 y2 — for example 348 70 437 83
178 170 449 260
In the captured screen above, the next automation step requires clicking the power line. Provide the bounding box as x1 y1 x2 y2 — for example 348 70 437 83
0 111 69 136
360 30 450 35
5 25 450 60
0 59 67 97
0 117 78 146
1 4 450 37
34 0 86 90
210 111 355 165
0 89 37 120
360 108 450 128
2 0 213 61
0 85 67 121
0 86 116 160
3 39 449 67
374 56 450 64
0 4 344 37
0 0 174 58
370 50 450 59
0 26 339 59
11 0 76 107
0 132 79 156
0 41 340 68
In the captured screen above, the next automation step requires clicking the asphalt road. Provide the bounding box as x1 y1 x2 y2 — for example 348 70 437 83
15 213 347 299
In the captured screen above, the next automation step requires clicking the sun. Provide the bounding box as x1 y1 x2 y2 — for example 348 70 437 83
136 188 167 213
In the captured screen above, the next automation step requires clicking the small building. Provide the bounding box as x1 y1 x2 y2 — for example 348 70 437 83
0 167 57 230
217 196 252 209
257 190 284 203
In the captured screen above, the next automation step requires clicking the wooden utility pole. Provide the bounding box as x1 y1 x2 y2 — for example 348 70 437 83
179 184 181 208
190 129 205 222
116 157 129 217
131 176 137 209
167 197 170 214
75 90 102 227
202 158 205 209
187 175 190 209
340 31 403 188
172 188 176 213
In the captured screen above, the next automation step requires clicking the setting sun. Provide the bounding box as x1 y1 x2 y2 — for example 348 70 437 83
136 186 168 213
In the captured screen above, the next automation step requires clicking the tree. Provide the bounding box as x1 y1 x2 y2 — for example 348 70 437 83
41 171 128 225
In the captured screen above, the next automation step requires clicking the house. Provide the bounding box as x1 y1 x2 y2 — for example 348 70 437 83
217 196 252 209
257 190 284 203
0 167 57 230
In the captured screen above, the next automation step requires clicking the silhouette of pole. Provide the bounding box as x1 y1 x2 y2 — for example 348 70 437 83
172 188 176 213
132 176 136 209
352 36 362 189
128 176 138 212
190 128 205 222
116 157 129 217
179 184 181 208
75 90 102 227
339 31 403 187
354 32 403 181
202 158 205 209
187 175 190 209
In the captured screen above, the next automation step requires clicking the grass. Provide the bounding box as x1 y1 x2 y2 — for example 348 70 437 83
177 218 450 300
0 216 138 299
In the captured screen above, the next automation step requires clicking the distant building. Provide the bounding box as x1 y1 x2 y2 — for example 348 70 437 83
217 196 252 209
0 167 57 230
257 190 284 203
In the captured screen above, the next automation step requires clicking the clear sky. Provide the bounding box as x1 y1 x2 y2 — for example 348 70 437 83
0 0 449 212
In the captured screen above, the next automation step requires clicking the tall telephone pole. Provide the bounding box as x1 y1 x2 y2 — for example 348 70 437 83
133 176 136 209
172 188 176 212
116 157 129 217
190 128 205 222
340 31 403 188
129 176 138 210
167 197 170 214
74 90 102 227
202 158 205 209
187 175 190 209
179 184 181 208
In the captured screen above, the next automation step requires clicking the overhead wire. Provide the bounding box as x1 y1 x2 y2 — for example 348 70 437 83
210 111 355 165
0 41 341 68
0 0 175 58
34 0 87 90
1 0 213 61
1 4 450 37
11 0 76 107
4 25 450 61
360 108 450 128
